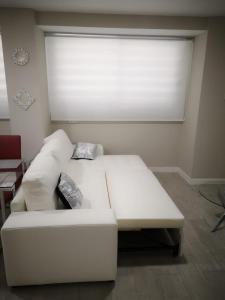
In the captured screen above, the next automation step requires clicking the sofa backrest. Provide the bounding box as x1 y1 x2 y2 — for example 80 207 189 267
22 152 61 211
11 129 106 212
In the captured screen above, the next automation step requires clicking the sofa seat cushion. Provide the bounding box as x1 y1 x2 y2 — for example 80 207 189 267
103 155 148 171
63 161 110 209
106 168 184 230
68 155 105 172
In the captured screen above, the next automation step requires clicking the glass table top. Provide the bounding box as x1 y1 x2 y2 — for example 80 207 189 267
0 159 22 169
0 172 17 189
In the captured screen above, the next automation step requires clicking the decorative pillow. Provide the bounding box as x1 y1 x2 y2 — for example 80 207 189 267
72 143 98 160
56 173 83 209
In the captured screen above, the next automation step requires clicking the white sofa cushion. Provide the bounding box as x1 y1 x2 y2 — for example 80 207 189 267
63 160 110 209
10 186 27 212
103 155 148 171
106 168 184 230
68 155 105 172
44 129 71 145
41 138 73 166
43 129 74 163
22 153 60 211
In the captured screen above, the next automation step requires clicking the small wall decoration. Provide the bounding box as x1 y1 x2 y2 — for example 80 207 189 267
13 89 35 111
12 48 29 66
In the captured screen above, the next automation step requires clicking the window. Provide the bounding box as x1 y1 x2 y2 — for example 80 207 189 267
45 34 193 121
0 35 9 119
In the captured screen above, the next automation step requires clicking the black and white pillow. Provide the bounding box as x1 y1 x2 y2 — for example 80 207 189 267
72 142 98 160
56 173 83 209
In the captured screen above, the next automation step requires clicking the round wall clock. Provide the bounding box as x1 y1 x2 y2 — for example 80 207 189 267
12 48 29 66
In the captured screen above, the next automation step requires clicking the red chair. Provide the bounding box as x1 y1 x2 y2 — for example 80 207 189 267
0 135 23 203
0 135 21 159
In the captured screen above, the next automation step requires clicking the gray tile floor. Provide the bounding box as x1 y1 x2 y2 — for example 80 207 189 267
1 173 225 300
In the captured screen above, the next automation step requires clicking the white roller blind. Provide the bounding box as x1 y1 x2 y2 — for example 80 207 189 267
0 35 9 119
45 35 193 121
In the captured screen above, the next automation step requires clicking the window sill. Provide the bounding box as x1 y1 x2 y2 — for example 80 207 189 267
51 120 184 124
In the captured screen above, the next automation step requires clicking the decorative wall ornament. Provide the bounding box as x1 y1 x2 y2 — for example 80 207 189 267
12 48 29 66
13 89 35 111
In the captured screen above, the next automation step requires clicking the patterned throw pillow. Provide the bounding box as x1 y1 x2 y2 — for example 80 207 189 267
72 142 98 160
56 173 83 209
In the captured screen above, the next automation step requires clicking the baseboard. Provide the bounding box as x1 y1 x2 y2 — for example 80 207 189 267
150 166 179 173
150 166 225 185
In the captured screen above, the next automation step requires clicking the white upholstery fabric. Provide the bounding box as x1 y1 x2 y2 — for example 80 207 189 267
42 131 74 164
11 156 107 212
66 156 105 172
6 138 185 287
106 168 184 229
44 129 71 146
63 161 110 209
10 187 27 212
22 153 60 211
103 155 148 171
1 209 118 286
96 144 104 156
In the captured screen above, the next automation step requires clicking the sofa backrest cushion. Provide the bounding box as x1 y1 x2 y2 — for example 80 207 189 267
42 129 74 164
10 186 27 212
41 138 73 166
22 153 60 211
44 129 71 146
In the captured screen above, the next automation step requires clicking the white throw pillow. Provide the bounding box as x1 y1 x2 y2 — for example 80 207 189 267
41 138 73 166
22 153 60 211
44 129 71 145
43 129 74 163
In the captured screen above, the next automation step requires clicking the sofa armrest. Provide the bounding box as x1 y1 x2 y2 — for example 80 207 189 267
1 209 117 286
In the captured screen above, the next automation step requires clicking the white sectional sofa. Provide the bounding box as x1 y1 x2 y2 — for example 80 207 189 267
1 130 184 286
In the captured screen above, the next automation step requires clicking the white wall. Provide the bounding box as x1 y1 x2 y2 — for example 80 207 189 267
0 9 50 161
1 9 225 178
0 120 10 134
51 122 181 167
178 32 207 176
192 18 225 178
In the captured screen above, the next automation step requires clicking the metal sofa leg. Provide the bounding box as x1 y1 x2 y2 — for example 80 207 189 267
212 213 225 232
168 227 183 257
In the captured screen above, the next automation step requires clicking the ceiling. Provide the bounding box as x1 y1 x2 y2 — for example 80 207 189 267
0 0 225 16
